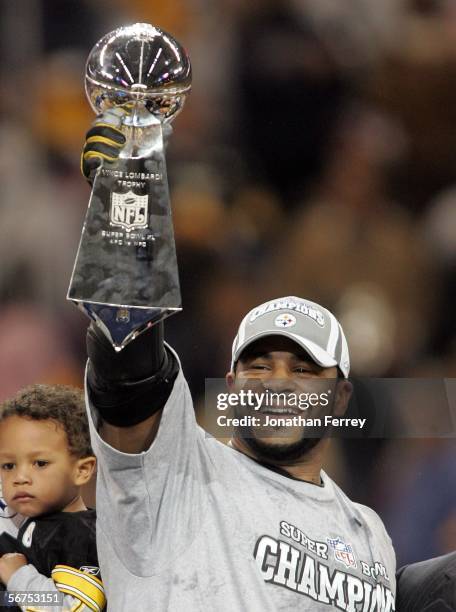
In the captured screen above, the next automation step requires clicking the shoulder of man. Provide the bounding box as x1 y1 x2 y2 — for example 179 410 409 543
351 502 390 532
320 474 391 536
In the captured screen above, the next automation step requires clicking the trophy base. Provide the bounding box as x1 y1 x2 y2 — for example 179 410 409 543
74 301 181 350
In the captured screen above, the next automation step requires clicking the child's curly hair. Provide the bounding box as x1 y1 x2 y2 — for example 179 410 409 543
0 384 93 458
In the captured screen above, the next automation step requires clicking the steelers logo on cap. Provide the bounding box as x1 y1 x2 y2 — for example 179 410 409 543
274 313 297 328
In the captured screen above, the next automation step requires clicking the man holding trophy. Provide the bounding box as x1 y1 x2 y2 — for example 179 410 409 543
74 24 396 611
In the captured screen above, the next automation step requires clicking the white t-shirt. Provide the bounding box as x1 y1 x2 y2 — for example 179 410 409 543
87 358 396 611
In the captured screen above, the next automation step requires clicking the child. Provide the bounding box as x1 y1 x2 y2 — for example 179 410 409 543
0 384 106 612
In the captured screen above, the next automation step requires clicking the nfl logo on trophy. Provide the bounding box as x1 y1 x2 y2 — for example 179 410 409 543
110 191 149 232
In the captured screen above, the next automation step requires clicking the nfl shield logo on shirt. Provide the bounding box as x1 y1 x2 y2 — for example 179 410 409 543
110 191 149 232
327 536 357 569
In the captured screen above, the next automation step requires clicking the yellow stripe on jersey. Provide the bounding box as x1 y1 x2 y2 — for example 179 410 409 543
52 565 106 612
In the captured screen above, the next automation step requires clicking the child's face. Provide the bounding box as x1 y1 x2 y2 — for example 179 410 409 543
0 416 83 517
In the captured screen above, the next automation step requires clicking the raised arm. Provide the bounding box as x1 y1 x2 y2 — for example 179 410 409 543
81 118 179 454
86 321 178 453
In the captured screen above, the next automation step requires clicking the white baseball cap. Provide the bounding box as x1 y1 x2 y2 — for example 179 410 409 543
231 296 350 377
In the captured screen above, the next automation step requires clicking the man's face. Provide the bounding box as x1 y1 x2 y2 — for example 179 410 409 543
227 336 350 464
0 416 83 517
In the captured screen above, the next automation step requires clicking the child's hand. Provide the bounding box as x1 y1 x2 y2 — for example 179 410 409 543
0 553 27 584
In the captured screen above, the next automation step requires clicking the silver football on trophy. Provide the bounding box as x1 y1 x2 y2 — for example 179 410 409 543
85 23 192 122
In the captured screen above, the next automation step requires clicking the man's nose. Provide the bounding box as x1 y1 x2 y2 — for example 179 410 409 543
263 367 296 392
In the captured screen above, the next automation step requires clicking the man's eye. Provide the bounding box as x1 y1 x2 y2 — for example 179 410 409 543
1 463 14 471
34 460 49 468
251 364 269 370
294 367 313 374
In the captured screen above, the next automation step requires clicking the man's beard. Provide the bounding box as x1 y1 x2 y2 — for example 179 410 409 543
233 397 336 464
241 432 322 464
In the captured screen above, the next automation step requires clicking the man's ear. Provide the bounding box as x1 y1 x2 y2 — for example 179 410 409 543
333 379 353 417
73 456 97 486
226 371 235 389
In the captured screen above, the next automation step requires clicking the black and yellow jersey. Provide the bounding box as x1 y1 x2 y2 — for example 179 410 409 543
0 510 105 612
17 511 98 577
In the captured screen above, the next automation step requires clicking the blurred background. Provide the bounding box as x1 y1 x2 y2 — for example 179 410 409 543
0 0 455 567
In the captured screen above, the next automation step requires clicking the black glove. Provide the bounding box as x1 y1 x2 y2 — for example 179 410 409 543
87 321 166 384
80 110 126 184
86 322 179 427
